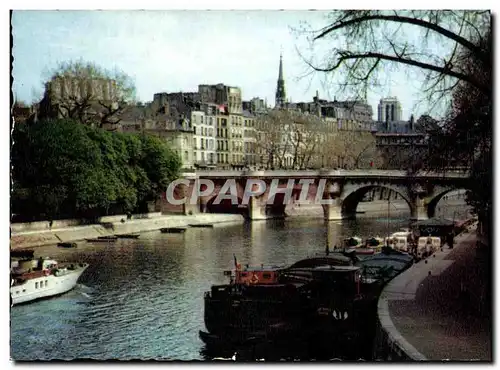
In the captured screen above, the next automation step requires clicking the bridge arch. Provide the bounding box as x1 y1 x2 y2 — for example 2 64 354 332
205 195 248 217
341 184 411 218
427 188 470 219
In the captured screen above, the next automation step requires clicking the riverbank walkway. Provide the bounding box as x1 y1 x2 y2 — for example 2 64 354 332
379 226 492 361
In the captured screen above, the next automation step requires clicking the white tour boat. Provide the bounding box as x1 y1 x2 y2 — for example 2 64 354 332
10 250 88 306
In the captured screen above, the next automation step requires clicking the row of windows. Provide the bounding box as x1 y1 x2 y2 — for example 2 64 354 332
195 152 215 162
232 141 243 152
35 280 49 289
231 154 245 164
217 153 229 164
193 127 214 136
217 118 227 127
194 138 214 150
244 142 257 153
217 128 228 138
192 115 215 126
217 140 228 151
244 119 256 127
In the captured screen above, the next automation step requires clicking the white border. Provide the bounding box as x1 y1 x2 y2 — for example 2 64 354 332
3 2 498 370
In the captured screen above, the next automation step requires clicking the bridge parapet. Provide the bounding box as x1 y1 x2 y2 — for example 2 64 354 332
172 169 470 221
184 169 469 179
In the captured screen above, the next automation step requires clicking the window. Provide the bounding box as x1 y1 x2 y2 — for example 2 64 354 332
45 280 48 286
35 282 38 289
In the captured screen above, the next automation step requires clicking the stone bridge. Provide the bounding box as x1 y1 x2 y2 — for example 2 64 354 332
163 169 471 221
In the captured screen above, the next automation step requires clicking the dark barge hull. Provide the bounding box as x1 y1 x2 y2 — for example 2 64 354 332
203 283 380 347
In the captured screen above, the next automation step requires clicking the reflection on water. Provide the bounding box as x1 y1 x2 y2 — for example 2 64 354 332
10 212 460 361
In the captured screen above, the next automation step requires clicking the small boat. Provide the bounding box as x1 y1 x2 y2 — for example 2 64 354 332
354 248 375 255
160 227 187 233
98 235 118 240
115 234 140 239
189 224 214 228
57 242 77 248
85 237 116 243
10 253 88 306
343 236 363 248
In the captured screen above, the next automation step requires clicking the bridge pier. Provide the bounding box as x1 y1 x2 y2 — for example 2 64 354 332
183 202 200 216
248 196 267 220
410 197 429 221
322 199 343 221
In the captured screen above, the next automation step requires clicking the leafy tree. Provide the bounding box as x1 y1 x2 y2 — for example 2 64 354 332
137 133 182 211
11 118 181 221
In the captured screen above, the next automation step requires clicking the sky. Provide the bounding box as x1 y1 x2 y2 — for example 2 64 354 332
13 10 448 120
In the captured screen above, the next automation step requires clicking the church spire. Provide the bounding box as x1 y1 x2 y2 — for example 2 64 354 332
275 52 286 108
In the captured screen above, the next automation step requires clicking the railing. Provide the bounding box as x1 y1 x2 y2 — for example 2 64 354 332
180 169 470 179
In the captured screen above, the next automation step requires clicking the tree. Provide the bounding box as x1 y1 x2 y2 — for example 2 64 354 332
40 60 136 128
255 109 327 169
11 118 181 221
320 129 382 169
300 10 491 226
255 109 382 170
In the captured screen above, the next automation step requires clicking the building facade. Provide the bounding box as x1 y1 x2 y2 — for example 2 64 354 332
377 97 402 123
191 103 217 168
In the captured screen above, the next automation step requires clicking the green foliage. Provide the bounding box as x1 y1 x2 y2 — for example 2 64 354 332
11 119 181 221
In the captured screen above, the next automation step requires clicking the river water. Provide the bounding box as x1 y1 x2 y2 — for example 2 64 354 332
10 204 469 361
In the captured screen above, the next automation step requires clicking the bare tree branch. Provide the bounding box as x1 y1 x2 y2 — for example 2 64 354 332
310 50 488 94
314 13 488 63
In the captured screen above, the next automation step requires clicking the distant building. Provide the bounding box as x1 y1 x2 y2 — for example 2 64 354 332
12 103 36 125
374 115 430 169
242 110 257 167
191 103 217 168
38 76 119 122
377 97 402 124
243 97 268 115
117 103 195 170
275 53 286 108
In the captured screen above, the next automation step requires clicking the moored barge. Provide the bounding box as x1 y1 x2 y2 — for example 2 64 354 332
200 249 412 350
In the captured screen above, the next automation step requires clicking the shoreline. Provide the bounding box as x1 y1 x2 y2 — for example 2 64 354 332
10 213 245 250
10 200 471 250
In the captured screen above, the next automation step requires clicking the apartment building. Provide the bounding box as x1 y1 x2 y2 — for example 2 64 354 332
191 103 218 168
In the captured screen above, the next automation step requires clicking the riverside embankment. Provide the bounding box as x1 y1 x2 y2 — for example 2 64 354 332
10 213 244 250
374 224 491 361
